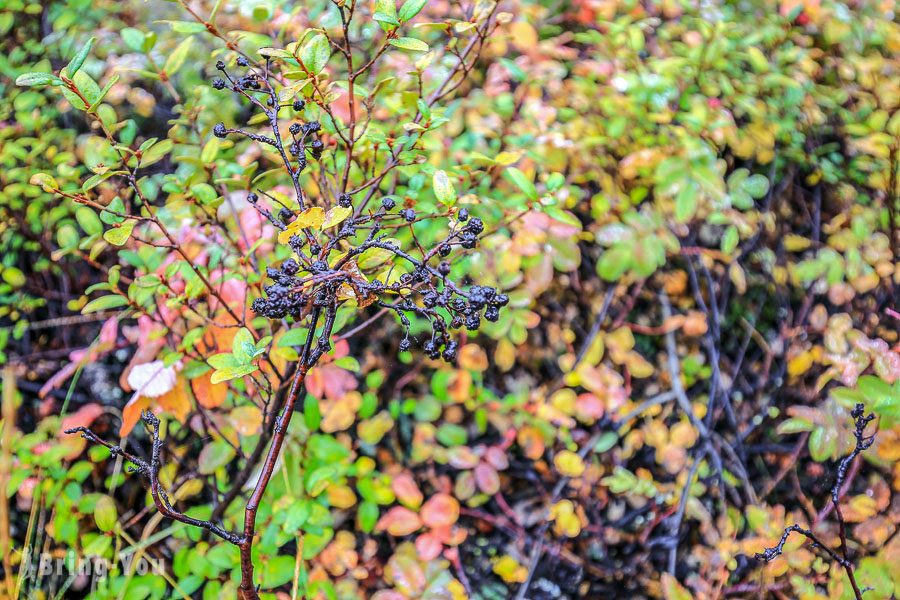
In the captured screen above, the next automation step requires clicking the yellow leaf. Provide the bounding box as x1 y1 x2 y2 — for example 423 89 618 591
670 421 698 448
494 151 523 166
787 349 817 377
729 262 747 294
323 205 352 228
551 388 577 415
493 555 528 584
625 352 655 378
842 494 879 522
549 500 582 537
297 206 325 228
509 22 537 49
554 450 585 477
494 338 516 372
277 207 325 244
784 234 811 252
230 405 263 436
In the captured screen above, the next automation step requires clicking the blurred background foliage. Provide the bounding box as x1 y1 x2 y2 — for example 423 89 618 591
1 0 898 598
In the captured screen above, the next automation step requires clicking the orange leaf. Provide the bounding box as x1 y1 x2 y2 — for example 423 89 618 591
192 372 228 408
157 377 190 422
414 532 443 561
420 493 459 529
120 395 151 437
392 474 424 509
376 506 423 536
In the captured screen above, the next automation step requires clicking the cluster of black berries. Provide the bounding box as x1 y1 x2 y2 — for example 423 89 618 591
459 216 483 249
250 260 310 319
208 58 503 362
208 59 324 172
247 208 503 361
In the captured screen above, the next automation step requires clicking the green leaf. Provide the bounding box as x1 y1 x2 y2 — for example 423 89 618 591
232 328 257 364
721 225 739 254
190 183 218 205
160 20 208 34
593 431 619 453
88 75 120 112
103 220 135 246
674 183 697 222
207 353 239 370
198 441 235 474
398 0 428 21
2 267 26 288
121 28 146 53
857 376 900 419
82 295 128 314
389 37 429 52
776 417 813 434
742 174 769 199
436 423 467 446
94 495 117 532
374 12 401 27
76 207 103 236
59 70 100 110
503 167 538 200
300 34 330 75
82 170 123 192
258 47 294 59
304 393 321 431
358 501 378 533
374 0 398 29
601 467 637 493
163 37 193 76
857 376 892 403
596 246 630 281
808 427 835 461
100 197 126 224
278 328 308 347
432 169 456 205
140 139 173 167
305 465 339 497
29 173 58 192
16 72 64 87
210 364 258 384
259 555 296 590
67 37 95 77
